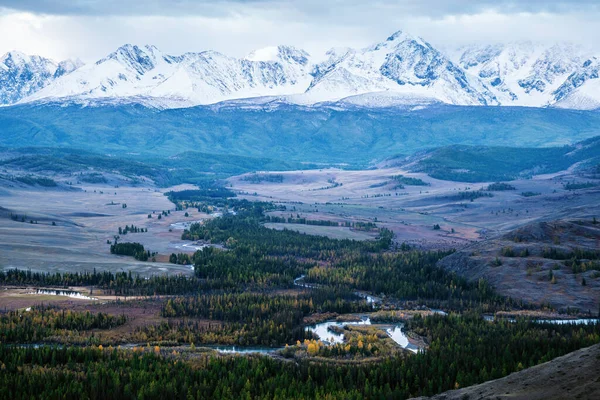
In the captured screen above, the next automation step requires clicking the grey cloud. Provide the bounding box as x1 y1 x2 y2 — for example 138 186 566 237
1 0 598 17
0 0 599 64
0 0 251 16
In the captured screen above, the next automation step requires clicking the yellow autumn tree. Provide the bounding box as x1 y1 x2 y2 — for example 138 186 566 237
307 341 319 356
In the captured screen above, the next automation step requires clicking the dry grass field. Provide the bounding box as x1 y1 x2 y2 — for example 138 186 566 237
0 180 206 276
229 167 600 250
1 164 597 279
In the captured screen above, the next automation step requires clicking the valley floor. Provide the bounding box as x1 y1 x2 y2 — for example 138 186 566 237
1 163 598 281
230 167 600 250
0 180 203 276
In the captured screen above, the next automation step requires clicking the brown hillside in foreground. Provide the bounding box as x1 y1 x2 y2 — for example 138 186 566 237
412 343 600 400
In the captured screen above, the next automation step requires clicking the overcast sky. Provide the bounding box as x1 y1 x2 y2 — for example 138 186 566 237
0 0 599 62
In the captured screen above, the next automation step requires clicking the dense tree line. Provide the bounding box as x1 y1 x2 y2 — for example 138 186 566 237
391 175 430 186
153 289 372 346
568 259 600 274
169 253 192 265
166 188 236 203
0 315 598 399
13 175 58 187
136 315 309 347
110 242 153 261
4 195 600 399
183 210 393 261
264 217 379 231
78 172 107 184
265 215 341 226
406 314 600 390
161 291 363 319
542 246 600 261
348 221 379 231
303 251 518 311
451 191 493 201
0 269 202 296
0 307 126 343
178 205 519 311
169 196 274 215
192 247 307 287
563 181 597 190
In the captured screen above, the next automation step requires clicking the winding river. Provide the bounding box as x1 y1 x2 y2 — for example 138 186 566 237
306 317 423 353
386 324 421 353
305 317 372 344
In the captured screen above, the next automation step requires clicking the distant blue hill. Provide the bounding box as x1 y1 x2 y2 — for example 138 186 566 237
1 103 599 165
394 135 600 182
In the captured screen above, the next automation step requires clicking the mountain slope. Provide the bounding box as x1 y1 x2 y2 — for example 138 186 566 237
414 343 600 400
553 57 600 110
25 45 183 105
3 30 600 109
454 42 594 107
54 59 85 78
151 46 312 106
0 147 309 187
0 52 58 105
305 31 497 106
25 44 312 108
1 102 599 164
437 219 600 311
393 135 600 182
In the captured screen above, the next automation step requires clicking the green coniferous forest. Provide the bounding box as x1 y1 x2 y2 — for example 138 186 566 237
1 198 598 399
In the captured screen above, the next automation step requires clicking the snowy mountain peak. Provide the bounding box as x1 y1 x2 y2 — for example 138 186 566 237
246 45 310 66
378 30 428 49
99 44 163 75
5 29 600 110
1 51 28 66
453 41 591 106
1 51 54 70
55 58 84 78
275 45 310 66
386 30 406 41
0 51 58 105
553 56 600 110
22 42 314 108
246 46 280 62
306 28 497 106
362 30 431 56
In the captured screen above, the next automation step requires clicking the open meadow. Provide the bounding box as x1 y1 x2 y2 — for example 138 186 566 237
230 167 600 250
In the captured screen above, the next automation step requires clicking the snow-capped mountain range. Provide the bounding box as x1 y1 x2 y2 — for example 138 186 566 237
1 30 599 110
0 51 83 105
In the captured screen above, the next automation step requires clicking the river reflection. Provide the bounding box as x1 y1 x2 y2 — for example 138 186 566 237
306 318 423 352
386 324 420 353
305 318 371 344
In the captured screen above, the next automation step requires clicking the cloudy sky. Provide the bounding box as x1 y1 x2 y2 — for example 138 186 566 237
0 0 598 62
